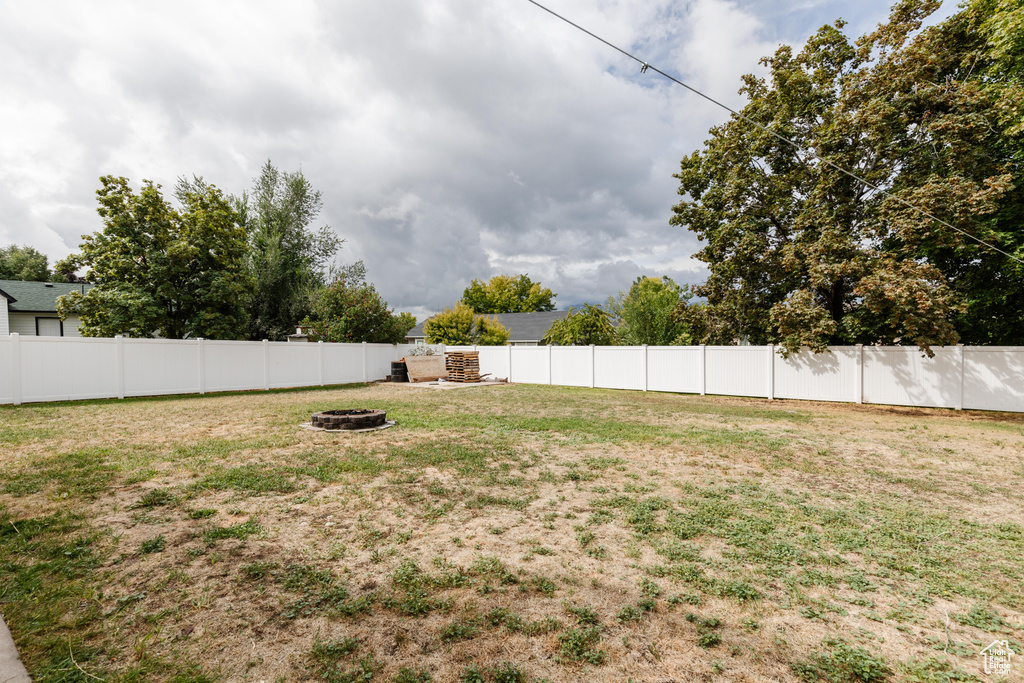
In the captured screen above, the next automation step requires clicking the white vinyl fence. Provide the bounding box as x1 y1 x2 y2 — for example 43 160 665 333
1 335 1022 413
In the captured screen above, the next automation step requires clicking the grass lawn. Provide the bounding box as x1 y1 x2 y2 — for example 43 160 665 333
2 382 1023 682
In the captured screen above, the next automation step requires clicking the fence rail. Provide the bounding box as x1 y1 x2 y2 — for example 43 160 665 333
1 335 1022 413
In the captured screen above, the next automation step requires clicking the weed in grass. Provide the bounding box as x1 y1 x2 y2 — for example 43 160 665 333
587 510 614 526
312 636 361 660
441 617 482 642
521 616 562 636
686 613 723 648
188 508 217 520
898 657 980 682
792 638 890 683
394 667 432 683
530 576 556 596
667 593 702 607
203 517 262 543
200 464 299 495
564 603 600 625
133 488 174 508
616 604 642 624
311 654 379 683
139 535 166 555
953 604 1007 632
240 561 279 580
558 626 607 665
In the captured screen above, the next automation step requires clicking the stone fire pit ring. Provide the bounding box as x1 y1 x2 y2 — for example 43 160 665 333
310 409 388 430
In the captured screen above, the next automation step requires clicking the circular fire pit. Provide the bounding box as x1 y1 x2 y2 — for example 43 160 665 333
310 409 387 430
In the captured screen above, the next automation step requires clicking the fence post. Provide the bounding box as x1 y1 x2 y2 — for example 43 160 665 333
318 341 325 386
766 344 774 400
362 341 368 383
643 345 648 391
262 339 269 390
699 344 706 396
590 344 596 389
956 344 964 411
547 344 553 385
507 344 513 382
115 335 125 400
10 333 21 406
197 338 206 395
856 344 864 404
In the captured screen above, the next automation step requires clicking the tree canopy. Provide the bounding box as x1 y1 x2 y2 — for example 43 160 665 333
236 161 341 341
0 245 52 281
300 280 413 344
607 276 693 345
671 0 1024 353
56 176 249 339
461 274 556 314
424 303 510 345
541 304 616 346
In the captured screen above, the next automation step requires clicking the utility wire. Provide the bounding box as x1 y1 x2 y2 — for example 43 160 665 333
523 0 1023 265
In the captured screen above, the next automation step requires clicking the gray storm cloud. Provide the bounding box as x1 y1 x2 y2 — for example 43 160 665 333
0 0 956 317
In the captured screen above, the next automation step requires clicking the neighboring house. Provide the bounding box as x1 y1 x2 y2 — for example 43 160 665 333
405 310 571 346
0 280 92 337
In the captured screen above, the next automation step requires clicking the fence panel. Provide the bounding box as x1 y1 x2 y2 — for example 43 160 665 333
647 346 702 394
705 346 768 397
551 347 592 387
204 340 264 392
322 343 364 385
366 343 400 381
477 346 509 380
594 346 645 391
775 347 860 403
21 336 117 402
863 346 959 409
265 342 316 388
123 339 198 397
510 347 549 384
964 347 1024 412
2 336 1023 412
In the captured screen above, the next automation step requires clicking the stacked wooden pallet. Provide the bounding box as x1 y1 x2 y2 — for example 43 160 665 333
445 351 481 383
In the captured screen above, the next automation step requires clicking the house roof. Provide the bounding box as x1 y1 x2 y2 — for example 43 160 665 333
406 310 571 343
0 280 92 313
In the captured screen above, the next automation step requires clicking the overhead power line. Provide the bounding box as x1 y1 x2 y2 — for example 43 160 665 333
523 0 1023 265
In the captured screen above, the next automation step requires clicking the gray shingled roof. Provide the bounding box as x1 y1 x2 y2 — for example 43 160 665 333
406 310 571 343
0 280 92 312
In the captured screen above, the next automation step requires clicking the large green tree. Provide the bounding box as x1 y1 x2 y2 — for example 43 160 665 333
424 303 510 345
671 0 1023 353
541 304 616 346
236 161 341 341
299 280 413 344
607 276 693 345
56 176 249 339
461 274 556 313
0 245 51 281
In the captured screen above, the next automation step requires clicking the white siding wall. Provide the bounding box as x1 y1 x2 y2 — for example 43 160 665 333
6 312 83 337
0 303 8 335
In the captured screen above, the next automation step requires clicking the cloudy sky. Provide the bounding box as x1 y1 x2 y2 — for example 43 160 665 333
0 0 957 320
